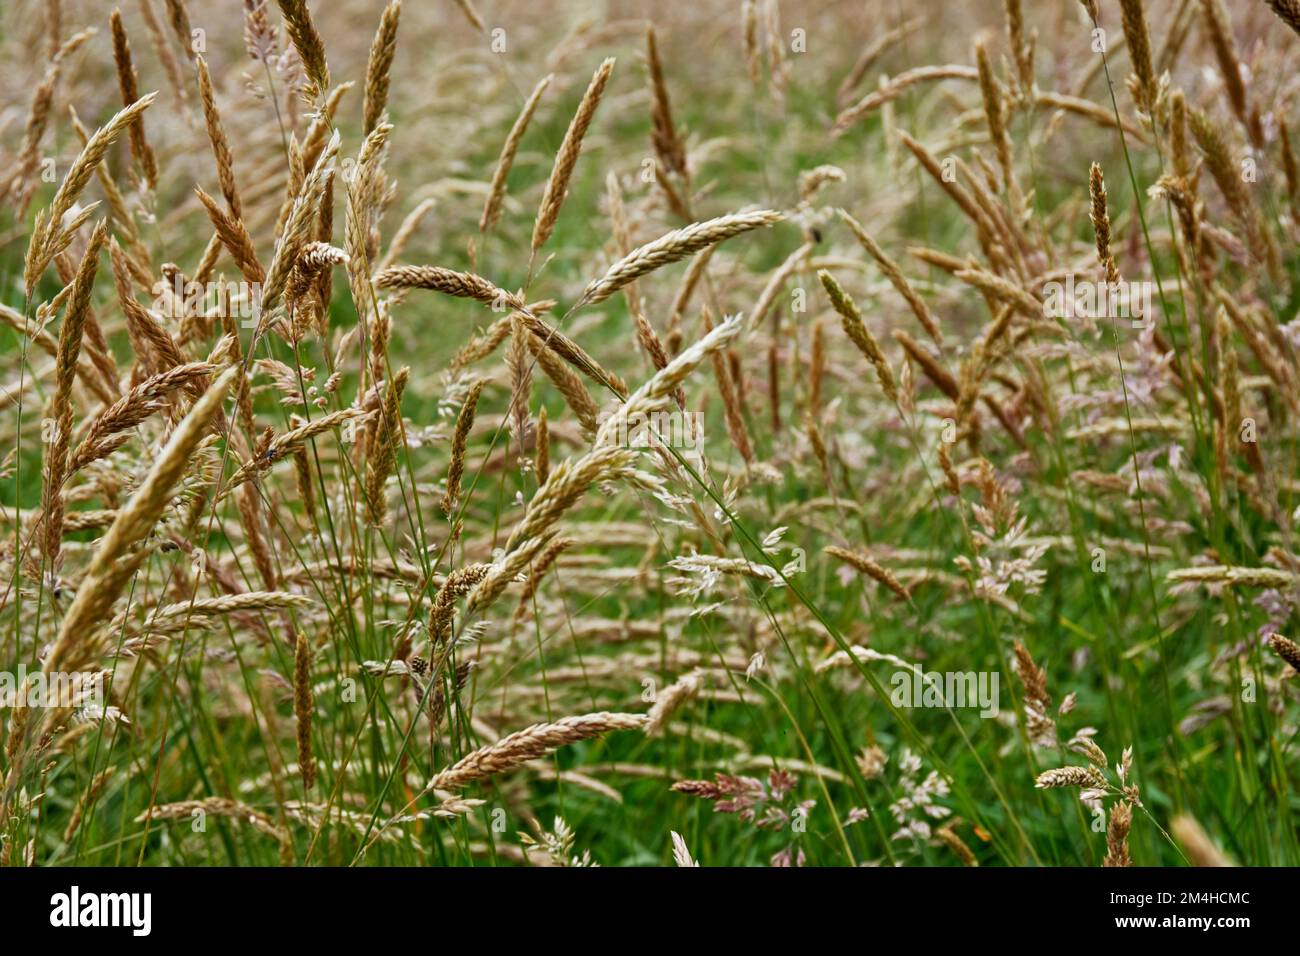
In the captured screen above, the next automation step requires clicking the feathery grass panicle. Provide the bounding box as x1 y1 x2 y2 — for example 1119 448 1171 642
527 334 601 434
1280 119 1299 213
835 18 922 109
294 631 316 789
646 26 687 178
1118 0 1157 114
1189 109 1280 283
195 56 243 217
818 270 897 401
164 0 195 59
426 712 647 791
42 220 108 569
480 73 551 234
195 186 264 284
701 309 753 464
45 365 238 675
1034 765 1107 789
742 0 760 86
824 545 910 601
226 407 369 490
374 264 518 308
832 66 979 137
69 363 216 472
531 57 615 255
954 267 1041 319
1169 89 1190 178
264 129 341 310
507 316 533 463
364 366 409 525
1103 800 1133 867
1267 634 1300 670
1200 0 1259 146
430 563 492 645
452 0 485 31
276 0 330 99
534 405 551 484
441 378 485 517
110 8 159 190
974 38 1012 192
24 92 158 294
645 670 705 736
362 1 401 135
441 377 488 520
1088 163 1120 284
575 210 784 309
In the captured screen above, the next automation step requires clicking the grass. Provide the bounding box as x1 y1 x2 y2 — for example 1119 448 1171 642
0 0 1297 868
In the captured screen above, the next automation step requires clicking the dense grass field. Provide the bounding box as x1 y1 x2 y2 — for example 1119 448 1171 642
1 0 1299 868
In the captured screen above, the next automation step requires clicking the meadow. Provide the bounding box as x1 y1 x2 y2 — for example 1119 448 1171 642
0 0 1298 867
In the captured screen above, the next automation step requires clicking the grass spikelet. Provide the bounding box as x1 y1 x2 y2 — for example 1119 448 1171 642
1267 634 1300 670
531 57 615 255
364 366 409 525
441 378 485 516
195 56 243 217
1103 800 1133 866
824 545 910 601
818 270 897 401
42 220 108 570
426 712 647 791
534 404 551 484
1034 765 1107 789
294 631 316 789
110 8 159 190
1200 0 1259 146
226 408 369 490
1117 0 1157 115
362 1 401 135
1088 163 1120 283
23 92 158 294
430 563 492 644
480 73 551 234
646 26 687 178
46 365 237 674
275 0 330 99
